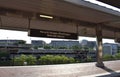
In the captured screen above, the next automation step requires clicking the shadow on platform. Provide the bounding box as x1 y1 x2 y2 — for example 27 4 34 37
97 66 120 77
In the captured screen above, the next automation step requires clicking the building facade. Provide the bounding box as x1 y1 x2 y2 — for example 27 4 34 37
50 40 80 48
80 40 96 50
0 40 26 44
31 40 46 48
0 40 31 53
103 43 118 55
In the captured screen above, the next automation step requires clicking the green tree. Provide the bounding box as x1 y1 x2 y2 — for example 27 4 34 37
0 51 9 58
0 51 10 66
53 55 63 64
14 55 27 66
44 45 52 49
87 56 94 62
70 45 81 50
82 46 89 51
69 57 75 63
14 55 37 66
39 55 54 64
114 53 120 60
38 55 75 65
26 55 37 65
58 46 68 49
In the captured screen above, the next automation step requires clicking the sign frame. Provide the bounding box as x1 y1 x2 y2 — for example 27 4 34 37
28 29 78 40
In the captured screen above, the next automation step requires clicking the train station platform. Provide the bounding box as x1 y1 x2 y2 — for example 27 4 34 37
0 60 120 77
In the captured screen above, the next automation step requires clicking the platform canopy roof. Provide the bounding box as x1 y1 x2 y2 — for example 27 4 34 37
0 0 120 39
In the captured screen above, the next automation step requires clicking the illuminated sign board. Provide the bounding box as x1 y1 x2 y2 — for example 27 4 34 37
28 29 78 40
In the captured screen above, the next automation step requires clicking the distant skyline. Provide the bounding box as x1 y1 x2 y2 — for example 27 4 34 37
0 29 115 44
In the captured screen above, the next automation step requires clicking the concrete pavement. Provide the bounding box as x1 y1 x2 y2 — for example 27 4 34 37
0 60 120 77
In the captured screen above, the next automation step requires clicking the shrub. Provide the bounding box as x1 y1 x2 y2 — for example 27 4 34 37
0 51 9 59
58 46 68 49
14 55 27 66
26 55 37 65
103 54 114 61
38 55 75 65
87 56 94 62
44 45 52 49
114 53 120 60
53 55 63 64
14 55 36 66
69 57 76 63
0 60 12 66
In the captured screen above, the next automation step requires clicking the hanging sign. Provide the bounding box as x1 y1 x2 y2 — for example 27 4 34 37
115 38 120 43
28 29 78 40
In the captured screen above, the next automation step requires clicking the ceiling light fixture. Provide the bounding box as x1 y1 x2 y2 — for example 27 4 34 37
40 14 53 19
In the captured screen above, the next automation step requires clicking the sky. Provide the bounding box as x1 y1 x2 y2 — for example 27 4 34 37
0 0 119 44
0 29 115 44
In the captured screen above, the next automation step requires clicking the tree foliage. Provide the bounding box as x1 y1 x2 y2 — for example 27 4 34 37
58 46 68 49
70 45 81 50
86 56 94 62
44 45 52 49
38 55 75 65
0 51 9 58
14 55 36 66
114 53 120 60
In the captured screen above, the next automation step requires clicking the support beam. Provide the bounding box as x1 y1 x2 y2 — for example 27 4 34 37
96 25 104 68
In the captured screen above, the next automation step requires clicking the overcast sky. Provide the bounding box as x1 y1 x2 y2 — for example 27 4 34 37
0 29 115 44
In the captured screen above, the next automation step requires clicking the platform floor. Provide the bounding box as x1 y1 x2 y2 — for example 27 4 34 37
0 60 120 77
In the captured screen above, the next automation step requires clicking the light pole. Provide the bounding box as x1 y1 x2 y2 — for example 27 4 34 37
30 37 34 55
6 37 8 52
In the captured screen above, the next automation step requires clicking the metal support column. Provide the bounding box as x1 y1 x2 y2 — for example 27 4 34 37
96 25 104 68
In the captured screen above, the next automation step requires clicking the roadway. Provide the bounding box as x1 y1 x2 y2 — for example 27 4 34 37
0 60 120 77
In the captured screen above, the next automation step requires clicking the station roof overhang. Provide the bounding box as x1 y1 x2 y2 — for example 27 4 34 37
0 0 120 39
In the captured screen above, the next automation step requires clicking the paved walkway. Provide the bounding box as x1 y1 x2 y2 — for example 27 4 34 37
0 60 120 77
